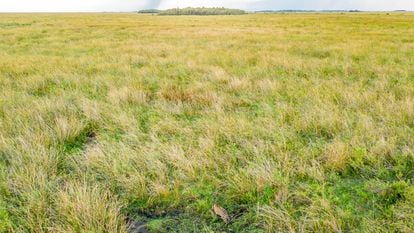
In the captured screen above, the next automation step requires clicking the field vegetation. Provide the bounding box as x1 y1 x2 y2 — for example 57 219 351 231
0 13 413 232
158 7 246 15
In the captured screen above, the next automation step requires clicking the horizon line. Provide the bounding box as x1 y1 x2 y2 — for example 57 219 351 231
0 9 413 13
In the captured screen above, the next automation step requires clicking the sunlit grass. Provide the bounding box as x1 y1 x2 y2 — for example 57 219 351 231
0 13 413 232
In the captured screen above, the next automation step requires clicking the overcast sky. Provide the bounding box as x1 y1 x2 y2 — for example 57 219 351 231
1 0 414 12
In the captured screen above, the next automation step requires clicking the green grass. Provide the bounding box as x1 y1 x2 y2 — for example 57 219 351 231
0 13 413 232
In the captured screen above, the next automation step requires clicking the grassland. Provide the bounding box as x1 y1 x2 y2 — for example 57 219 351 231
158 7 246 15
0 13 413 232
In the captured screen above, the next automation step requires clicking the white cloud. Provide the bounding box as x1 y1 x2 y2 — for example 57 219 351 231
1 0 413 12
0 0 159 12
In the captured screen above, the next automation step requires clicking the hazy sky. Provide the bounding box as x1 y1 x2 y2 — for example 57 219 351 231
1 0 414 12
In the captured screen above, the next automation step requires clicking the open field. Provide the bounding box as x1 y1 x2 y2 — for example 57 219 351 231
0 13 413 232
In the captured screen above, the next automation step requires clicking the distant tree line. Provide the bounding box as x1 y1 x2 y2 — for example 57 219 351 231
138 9 161 14
254 10 365 13
147 7 246 15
